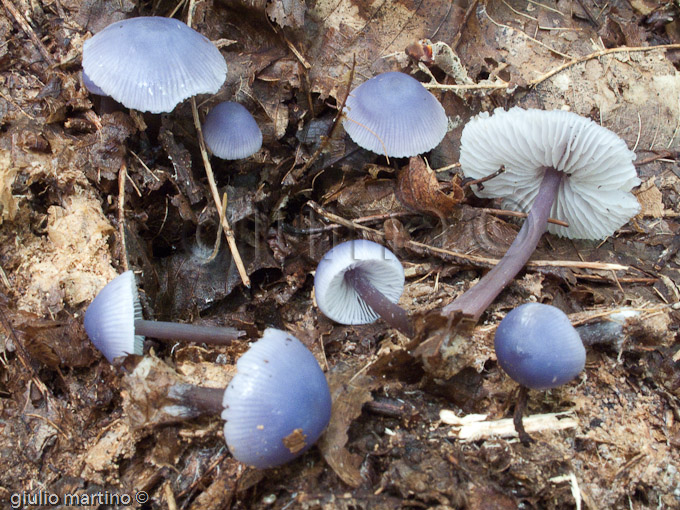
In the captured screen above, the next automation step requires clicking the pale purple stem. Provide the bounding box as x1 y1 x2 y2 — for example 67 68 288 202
168 384 225 415
443 166 563 321
344 269 414 338
135 320 244 345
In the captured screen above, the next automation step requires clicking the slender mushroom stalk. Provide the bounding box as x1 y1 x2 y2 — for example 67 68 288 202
84 270 244 363
133 320 242 345
443 166 561 321
314 239 413 337
344 268 413 337
167 383 226 416
440 107 640 323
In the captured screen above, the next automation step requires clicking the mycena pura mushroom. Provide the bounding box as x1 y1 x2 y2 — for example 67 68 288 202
136 329 332 468
84 271 243 363
82 17 227 113
314 239 413 337
495 302 585 443
443 108 640 322
342 72 448 158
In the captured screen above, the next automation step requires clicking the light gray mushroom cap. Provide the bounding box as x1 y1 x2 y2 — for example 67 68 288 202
203 102 263 160
82 17 227 113
83 271 144 363
314 239 405 325
342 72 448 158
460 107 640 239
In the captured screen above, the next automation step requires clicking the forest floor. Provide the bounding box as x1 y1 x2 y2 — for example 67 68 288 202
1 0 680 509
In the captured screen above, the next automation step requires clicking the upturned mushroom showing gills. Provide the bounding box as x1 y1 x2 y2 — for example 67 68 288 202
82 17 227 113
202 102 263 160
314 239 413 337
443 107 640 321
84 271 243 363
221 329 332 468
342 72 448 158
494 303 586 390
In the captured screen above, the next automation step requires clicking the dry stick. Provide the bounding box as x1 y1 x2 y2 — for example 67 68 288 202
306 201 628 272
206 192 228 262
425 43 680 93
118 162 129 272
480 207 569 228
297 55 357 177
190 98 250 288
185 2 249 287
1 0 55 66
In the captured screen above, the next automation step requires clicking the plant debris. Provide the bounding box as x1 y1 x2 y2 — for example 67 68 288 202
0 0 679 508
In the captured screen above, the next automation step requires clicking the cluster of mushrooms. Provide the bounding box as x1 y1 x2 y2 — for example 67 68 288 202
82 16 641 468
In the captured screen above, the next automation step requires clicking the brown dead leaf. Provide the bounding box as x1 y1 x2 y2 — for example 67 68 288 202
266 0 306 29
636 182 665 218
318 361 381 487
396 157 462 219
328 177 403 218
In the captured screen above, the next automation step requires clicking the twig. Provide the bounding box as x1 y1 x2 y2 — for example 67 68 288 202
206 192 227 262
190 98 250 287
479 207 569 227
118 162 129 272
176 450 229 497
1 0 55 65
24 413 69 440
484 6 572 59
187 4 250 288
528 43 680 89
306 201 629 272
297 56 357 176
284 211 414 235
462 166 505 189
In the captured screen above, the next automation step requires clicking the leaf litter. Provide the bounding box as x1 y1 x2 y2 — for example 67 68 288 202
0 0 679 508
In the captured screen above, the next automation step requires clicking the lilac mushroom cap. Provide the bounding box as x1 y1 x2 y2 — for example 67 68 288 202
494 303 586 390
84 271 144 363
342 72 448 158
314 239 405 325
202 102 263 160
221 328 332 468
460 107 640 239
82 69 107 97
82 17 227 113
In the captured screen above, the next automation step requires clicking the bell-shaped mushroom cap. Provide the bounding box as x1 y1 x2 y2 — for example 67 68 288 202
82 17 227 113
202 102 263 160
460 107 640 239
342 72 448 158
314 239 405 325
494 303 586 390
221 329 332 468
83 271 144 363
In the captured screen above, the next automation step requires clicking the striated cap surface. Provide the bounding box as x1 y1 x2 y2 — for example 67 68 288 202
82 17 227 113
203 102 262 160
342 72 448 158
460 107 640 239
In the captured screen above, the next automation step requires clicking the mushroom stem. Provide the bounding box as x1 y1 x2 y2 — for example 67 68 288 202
168 383 225 416
443 166 562 321
344 269 414 337
134 320 243 345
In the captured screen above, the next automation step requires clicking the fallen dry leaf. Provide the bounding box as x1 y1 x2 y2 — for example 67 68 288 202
395 157 462 219
318 361 381 487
